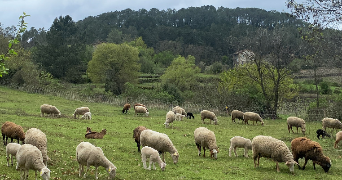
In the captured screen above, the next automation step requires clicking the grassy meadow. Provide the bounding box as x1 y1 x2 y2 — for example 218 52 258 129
1 86 342 180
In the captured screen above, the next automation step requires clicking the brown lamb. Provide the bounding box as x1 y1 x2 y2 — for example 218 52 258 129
85 129 107 139
133 126 147 152
122 103 131 114
291 137 331 172
1 121 25 145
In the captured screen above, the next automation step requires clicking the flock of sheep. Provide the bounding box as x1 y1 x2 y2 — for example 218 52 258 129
3 103 342 179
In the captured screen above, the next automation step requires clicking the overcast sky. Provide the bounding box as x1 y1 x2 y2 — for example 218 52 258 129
1 0 292 30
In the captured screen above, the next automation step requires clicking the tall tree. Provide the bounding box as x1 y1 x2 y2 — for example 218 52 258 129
87 43 140 95
33 15 87 82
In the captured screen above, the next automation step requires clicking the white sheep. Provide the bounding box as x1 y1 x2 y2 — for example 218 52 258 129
287 116 306 135
135 106 149 116
243 112 264 126
164 111 176 128
231 110 244 123
252 135 298 173
25 128 49 166
172 106 186 115
140 129 179 164
194 127 219 159
229 136 252 158
200 110 218 125
40 104 61 117
322 117 342 132
6 143 21 166
141 146 166 171
73 107 90 119
16 144 50 180
81 112 92 120
334 131 342 148
76 142 117 179
175 113 185 121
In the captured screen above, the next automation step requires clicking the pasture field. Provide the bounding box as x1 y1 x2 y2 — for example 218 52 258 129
1 86 342 180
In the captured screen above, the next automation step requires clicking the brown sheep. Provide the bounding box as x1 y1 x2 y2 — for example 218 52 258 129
291 137 331 172
133 126 148 152
85 129 107 139
122 103 131 114
1 121 25 145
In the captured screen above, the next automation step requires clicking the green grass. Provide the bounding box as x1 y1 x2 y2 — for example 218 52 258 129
1 86 342 180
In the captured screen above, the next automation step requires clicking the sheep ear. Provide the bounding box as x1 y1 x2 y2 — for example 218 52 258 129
108 167 111 172
173 152 178 156
40 171 43 176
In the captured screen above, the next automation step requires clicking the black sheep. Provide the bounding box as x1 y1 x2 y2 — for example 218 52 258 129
187 112 195 119
316 129 331 139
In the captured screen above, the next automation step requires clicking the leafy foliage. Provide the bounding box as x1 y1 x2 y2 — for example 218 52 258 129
87 43 140 95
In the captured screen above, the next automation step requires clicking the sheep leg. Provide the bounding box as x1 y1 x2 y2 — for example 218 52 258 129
234 147 238 157
296 127 299 133
313 162 316 170
2 134 5 145
95 167 99 179
196 143 201 156
152 161 156 170
135 140 141 152
244 147 248 157
35 170 38 180
203 147 206 157
228 146 232 157
162 152 166 163
148 157 153 170
253 155 259 167
302 158 309 170
276 162 280 172
83 164 90 178
78 164 83 177
334 140 340 148
142 154 147 169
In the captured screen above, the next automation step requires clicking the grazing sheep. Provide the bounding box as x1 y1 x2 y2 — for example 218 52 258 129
140 129 179 164
200 110 218 125
16 144 50 180
40 104 61 117
252 135 297 173
76 142 117 179
122 103 131 114
85 129 107 139
133 126 148 152
172 106 186 115
81 112 92 120
134 103 146 109
134 105 149 116
164 111 176 128
187 112 195 119
229 136 252 158
73 107 90 119
141 146 166 171
287 116 306 135
322 117 342 132
334 131 342 148
6 143 21 166
194 127 219 159
316 129 331 140
291 137 331 172
243 112 264 126
175 113 185 121
1 121 25 145
231 110 244 123
25 128 49 166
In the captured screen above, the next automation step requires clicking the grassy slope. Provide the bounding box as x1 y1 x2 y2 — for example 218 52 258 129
1 86 342 180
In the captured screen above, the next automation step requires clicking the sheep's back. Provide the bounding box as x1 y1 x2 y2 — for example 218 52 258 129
287 117 305 127
244 112 261 121
140 130 173 152
291 137 323 155
135 106 147 113
231 110 244 119
16 144 43 169
200 110 216 119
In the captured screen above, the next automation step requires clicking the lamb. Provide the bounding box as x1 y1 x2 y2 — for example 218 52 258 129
200 110 218 125
229 136 252 158
16 144 50 180
141 146 166 171
231 110 244 123
135 105 149 116
287 116 306 135
172 106 186 115
252 135 298 173
25 128 49 166
40 104 61 117
81 112 92 120
187 112 195 119
76 142 117 179
73 107 90 119
133 126 148 152
291 137 331 172
85 129 107 139
140 129 179 164
316 129 331 140
1 121 25 145
122 103 131 114
322 117 342 132
243 112 264 126
6 143 21 166
334 131 342 148
194 127 219 159
164 111 176 128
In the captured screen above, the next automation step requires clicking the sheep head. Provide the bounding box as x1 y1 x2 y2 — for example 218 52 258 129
285 159 298 173
171 152 179 164
210 148 219 159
